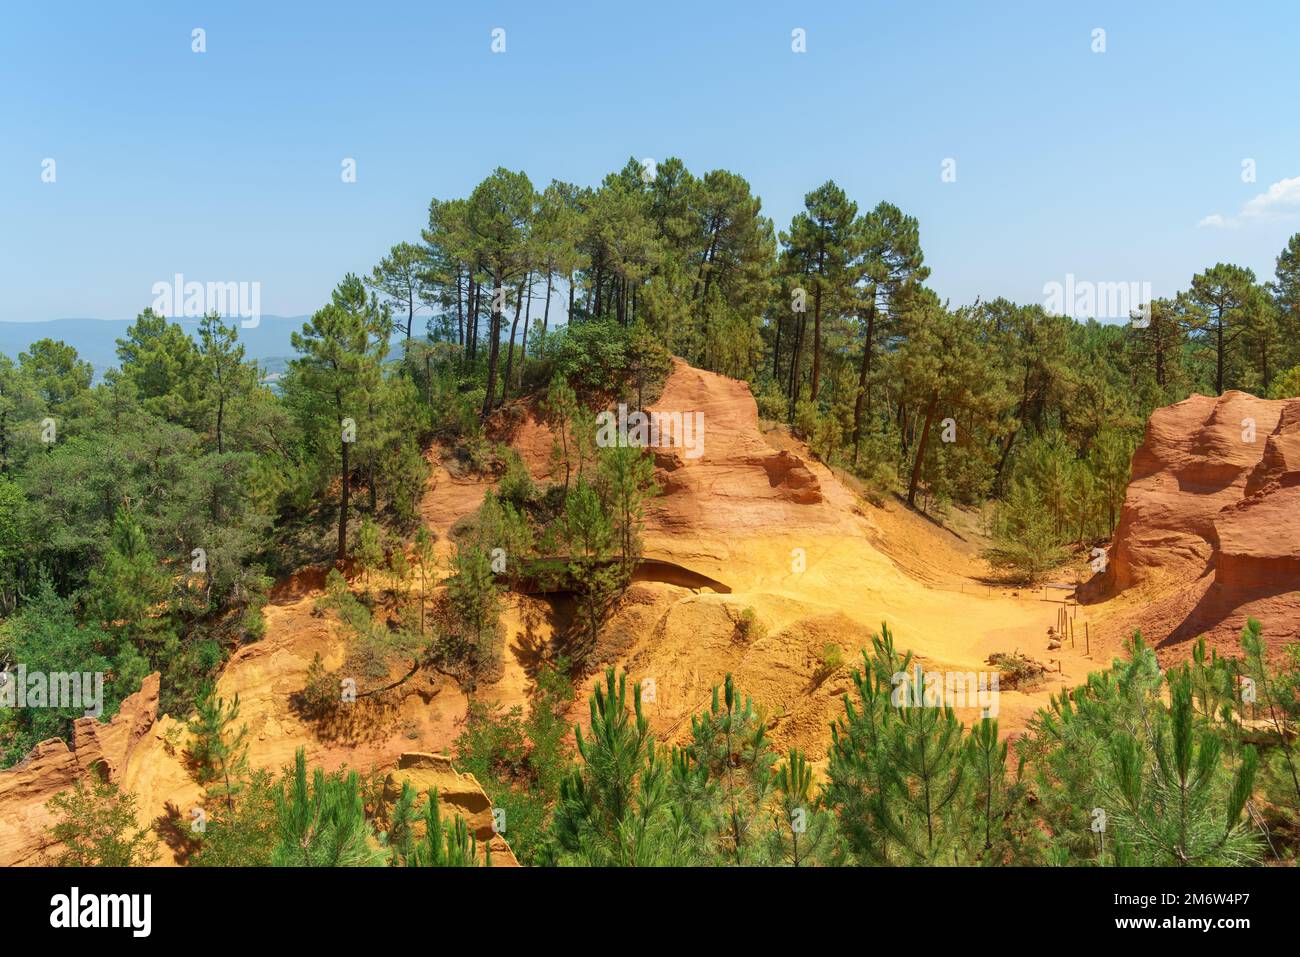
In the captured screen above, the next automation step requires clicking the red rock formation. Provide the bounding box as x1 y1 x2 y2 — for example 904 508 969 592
1091 391 1300 656
0 673 161 866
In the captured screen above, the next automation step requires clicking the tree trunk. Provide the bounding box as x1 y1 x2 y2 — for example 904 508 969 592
1216 314 1225 395
519 273 534 389
338 429 350 561
467 278 478 361
850 300 876 465
216 393 225 455
481 274 503 419
810 282 823 402
788 314 805 419
540 272 554 354
366 395 378 513
503 281 524 405
456 269 464 347
907 391 939 508
773 310 783 380
993 395 1027 494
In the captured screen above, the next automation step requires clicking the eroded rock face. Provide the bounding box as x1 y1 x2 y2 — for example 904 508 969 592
0 673 162 866
377 753 518 866
638 360 842 551
1095 391 1300 653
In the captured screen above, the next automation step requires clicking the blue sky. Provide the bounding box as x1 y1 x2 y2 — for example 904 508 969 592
2 0 1298 324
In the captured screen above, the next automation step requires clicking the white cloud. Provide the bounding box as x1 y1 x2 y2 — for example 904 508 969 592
1199 175 1300 229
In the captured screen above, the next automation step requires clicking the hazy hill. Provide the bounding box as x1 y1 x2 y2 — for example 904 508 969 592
0 316 312 380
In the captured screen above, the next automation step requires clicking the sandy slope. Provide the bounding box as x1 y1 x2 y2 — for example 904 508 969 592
564 359 1111 757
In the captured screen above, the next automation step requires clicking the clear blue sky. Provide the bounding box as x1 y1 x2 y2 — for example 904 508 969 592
2 0 1298 323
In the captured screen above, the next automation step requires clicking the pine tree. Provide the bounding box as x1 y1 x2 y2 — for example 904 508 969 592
963 717 1027 864
595 444 658 570
412 526 436 635
1241 618 1300 809
853 202 929 461
686 673 777 864
826 624 911 864
1182 263 1258 394
384 780 418 864
85 506 174 653
368 242 425 340
782 181 862 404
408 788 482 867
1021 635 1261 866
289 274 390 561
445 539 502 682
196 313 253 454
185 684 250 812
16 337 93 412
45 774 160 866
550 668 674 865
464 169 535 416
353 516 384 588
883 669 967 864
767 747 841 866
562 480 621 652
1104 669 1259 865
541 373 577 494
272 748 389 866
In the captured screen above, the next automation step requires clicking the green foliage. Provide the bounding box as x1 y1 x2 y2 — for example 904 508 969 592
189 768 280 867
550 668 675 865
595 444 659 569
1019 634 1262 866
441 539 503 685
767 748 843 866
685 674 778 864
185 684 250 813
453 660 573 865
0 578 136 765
1240 619 1300 840
271 748 389 866
407 788 483 867
562 480 623 652
826 623 1030 865
45 774 160 866
353 516 384 586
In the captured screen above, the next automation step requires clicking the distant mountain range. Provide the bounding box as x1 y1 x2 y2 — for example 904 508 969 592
0 316 313 379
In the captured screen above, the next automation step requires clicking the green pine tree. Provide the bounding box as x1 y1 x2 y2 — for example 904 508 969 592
271 748 389 867
185 683 250 813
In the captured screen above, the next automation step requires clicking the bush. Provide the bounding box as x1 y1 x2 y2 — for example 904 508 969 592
734 606 765 643
815 642 844 682
497 449 536 509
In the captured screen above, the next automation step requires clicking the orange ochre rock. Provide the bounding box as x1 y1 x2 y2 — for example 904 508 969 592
1090 391 1300 657
0 673 161 866
378 753 518 866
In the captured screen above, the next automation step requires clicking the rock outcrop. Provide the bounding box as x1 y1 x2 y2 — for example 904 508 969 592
377 753 518 866
0 673 162 866
1090 391 1300 655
